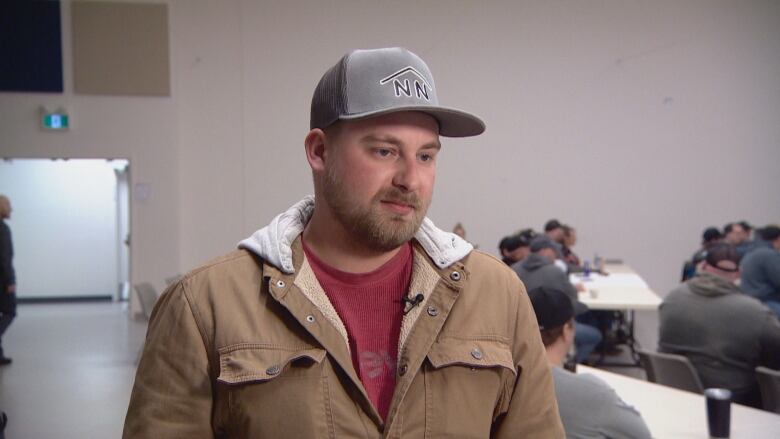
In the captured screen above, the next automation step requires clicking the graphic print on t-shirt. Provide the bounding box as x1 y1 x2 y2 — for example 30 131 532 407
360 350 397 379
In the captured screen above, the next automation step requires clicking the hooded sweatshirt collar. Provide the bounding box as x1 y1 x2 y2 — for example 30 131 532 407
238 196 473 274
687 272 742 298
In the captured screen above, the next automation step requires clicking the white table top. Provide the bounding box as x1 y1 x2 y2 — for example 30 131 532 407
570 264 662 311
577 365 780 438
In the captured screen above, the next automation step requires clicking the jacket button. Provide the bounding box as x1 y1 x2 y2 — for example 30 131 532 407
276 280 285 288
471 348 483 360
306 315 315 323
450 271 461 281
427 306 439 316
398 364 408 376
266 364 281 376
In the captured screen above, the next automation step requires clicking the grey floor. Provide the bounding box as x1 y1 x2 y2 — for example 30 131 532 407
0 302 146 439
0 302 657 437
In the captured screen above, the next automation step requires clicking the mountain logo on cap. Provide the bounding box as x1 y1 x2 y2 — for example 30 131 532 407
379 66 432 101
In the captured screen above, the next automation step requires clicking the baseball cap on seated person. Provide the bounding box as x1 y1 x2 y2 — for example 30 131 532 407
310 47 485 137
529 235 559 253
527 286 575 331
704 243 740 272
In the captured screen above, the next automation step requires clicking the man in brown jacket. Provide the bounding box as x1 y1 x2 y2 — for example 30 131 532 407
124 47 563 438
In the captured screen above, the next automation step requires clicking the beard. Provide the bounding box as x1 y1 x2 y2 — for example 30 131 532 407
322 164 429 252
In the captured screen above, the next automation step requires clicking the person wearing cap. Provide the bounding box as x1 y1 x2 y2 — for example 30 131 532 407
680 226 723 282
740 225 780 318
660 242 780 408
512 235 601 363
124 47 563 438
528 286 652 439
498 229 534 265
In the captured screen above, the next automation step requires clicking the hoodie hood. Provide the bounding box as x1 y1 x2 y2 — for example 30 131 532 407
687 272 741 298
238 196 473 274
519 253 552 272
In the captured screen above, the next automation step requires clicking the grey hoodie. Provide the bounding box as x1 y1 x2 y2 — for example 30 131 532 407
659 272 780 406
238 195 474 273
512 253 587 315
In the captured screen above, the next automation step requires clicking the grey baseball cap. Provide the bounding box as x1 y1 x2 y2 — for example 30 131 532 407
310 47 485 137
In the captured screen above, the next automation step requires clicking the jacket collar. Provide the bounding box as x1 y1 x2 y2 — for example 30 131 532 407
238 195 473 274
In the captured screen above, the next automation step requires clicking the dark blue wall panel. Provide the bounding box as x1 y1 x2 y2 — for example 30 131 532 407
0 0 64 93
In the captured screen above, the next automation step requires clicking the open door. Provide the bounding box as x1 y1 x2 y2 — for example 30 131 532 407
0 158 131 301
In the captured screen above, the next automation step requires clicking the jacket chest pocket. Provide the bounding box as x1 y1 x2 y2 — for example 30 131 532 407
423 338 516 438
217 344 332 438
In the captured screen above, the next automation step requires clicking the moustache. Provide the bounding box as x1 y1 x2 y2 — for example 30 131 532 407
377 189 421 209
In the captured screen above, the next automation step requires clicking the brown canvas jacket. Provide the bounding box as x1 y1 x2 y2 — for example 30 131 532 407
124 204 562 438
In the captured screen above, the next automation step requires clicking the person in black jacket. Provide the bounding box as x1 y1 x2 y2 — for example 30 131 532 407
0 195 16 365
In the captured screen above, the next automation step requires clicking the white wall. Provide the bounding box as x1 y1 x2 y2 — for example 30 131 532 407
0 159 119 298
1 0 779 304
0 0 180 298
174 0 780 299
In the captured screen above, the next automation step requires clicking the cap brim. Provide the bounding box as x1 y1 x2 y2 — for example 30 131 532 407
339 105 485 138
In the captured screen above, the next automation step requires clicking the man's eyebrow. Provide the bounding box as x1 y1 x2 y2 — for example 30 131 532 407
360 134 441 150
360 134 403 147
421 140 442 151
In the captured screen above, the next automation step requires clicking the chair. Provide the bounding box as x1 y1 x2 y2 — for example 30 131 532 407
637 349 704 394
133 282 159 321
756 366 780 414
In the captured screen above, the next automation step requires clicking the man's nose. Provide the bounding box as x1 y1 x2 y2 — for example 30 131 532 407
392 157 421 193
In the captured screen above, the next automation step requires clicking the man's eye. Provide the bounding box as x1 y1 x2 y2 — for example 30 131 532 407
419 153 434 162
376 148 393 157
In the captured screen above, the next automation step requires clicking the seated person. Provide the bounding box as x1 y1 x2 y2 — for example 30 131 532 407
513 236 601 363
681 226 722 281
499 232 530 266
740 225 780 318
560 225 581 269
545 219 564 243
724 221 760 259
660 242 780 408
528 286 652 439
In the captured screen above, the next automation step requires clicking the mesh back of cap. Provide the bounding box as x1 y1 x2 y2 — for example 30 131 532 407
310 56 348 130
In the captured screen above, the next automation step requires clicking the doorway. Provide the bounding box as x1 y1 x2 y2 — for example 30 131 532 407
0 158 131 301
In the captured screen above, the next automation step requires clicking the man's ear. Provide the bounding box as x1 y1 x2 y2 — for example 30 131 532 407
563 320 576 344
305 129 328 172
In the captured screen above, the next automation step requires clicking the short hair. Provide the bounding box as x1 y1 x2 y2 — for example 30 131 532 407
540 325 566 347
760 225 780 242
322 121 343 143
0 195 9 217
723 222 735 234
544 219 562 232
702 227 722 244
738 221 753 232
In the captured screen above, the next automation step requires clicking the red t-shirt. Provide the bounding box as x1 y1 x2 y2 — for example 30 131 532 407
302 240 413 420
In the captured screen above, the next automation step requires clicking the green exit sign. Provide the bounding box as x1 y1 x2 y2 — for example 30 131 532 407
42 113 69 130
